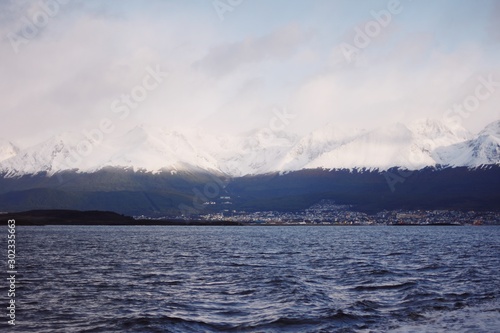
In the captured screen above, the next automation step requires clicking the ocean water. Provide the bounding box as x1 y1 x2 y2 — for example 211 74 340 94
2 225 500 332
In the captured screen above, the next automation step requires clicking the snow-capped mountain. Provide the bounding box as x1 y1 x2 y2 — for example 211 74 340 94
433 120 500 167
200 128 299 176
300 119 475 171
0 140 19 163
98 125 220 173
0 132 89 177
0 126 221 177
275 123 365 172
0 119 498 177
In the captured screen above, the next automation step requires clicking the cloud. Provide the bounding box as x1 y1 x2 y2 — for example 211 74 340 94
0 2 213 145
288 37 497 134
194 23 313 77
488 1 500 42
0 1 498 147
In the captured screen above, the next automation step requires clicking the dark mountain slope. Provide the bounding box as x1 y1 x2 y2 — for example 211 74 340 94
0 166 498 215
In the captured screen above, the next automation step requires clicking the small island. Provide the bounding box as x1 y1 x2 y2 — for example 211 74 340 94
2 210 136 225
1 210 244 226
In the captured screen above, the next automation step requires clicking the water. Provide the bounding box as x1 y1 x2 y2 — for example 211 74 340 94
2 225 500 332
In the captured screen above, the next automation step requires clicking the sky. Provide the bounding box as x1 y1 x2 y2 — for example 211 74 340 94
1 0 499 147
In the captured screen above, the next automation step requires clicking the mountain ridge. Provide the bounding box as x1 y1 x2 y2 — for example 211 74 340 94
0 118 498 178
0 166 498 215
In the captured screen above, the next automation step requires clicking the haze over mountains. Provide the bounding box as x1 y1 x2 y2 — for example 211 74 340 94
0 118 498 178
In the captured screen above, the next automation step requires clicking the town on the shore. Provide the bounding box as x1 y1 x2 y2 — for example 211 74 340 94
136 200 500 226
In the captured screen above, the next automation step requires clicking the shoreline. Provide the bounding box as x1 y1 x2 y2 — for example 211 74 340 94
1 210 494 226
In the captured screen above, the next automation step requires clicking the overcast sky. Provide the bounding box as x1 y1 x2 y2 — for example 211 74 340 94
1 0 500 146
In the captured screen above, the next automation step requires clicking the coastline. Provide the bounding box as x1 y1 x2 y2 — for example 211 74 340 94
1 210 491 226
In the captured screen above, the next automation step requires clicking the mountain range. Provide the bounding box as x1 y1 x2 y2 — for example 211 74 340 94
0 119 498 177
0 118 498 216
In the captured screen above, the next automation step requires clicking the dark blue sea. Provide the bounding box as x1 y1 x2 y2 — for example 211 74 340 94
2 225 500 332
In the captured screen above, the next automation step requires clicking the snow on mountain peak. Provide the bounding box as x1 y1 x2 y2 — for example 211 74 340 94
479 120 500 137
433 120 500 167
0 132 87 176
0 140 19 162
0 119 498 177
304 122 422 171
275 123 365 172
93 125 220 173
409 118 471 141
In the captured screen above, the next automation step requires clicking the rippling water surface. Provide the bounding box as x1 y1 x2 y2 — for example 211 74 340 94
2 225 500 332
